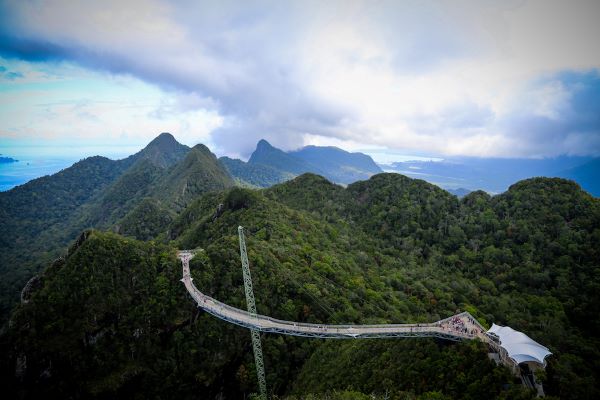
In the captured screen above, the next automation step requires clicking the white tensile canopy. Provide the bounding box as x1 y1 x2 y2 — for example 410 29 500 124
488 323 552 366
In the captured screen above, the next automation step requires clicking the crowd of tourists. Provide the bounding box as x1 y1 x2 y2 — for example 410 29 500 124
439 315 479 336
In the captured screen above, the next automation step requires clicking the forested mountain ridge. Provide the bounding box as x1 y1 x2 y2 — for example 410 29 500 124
0 155 133 319
0 133 232 323
0 132 188 266
79 142 233 231
220 156 295 188
152 144 234 210
2 171 598 399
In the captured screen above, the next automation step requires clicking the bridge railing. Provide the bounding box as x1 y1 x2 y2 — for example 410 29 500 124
184 273 476 339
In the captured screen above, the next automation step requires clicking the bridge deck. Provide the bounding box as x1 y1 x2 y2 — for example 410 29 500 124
179 251 487 340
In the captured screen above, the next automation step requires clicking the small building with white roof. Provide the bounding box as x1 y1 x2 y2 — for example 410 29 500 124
486 323 552 395
487 323 552 367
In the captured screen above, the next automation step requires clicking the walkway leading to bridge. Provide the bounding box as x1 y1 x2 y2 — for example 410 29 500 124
178 250 487 341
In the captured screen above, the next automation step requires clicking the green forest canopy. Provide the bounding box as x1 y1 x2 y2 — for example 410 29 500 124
1 173 599 399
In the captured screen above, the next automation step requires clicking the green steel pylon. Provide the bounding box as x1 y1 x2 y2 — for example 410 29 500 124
238 226 267 399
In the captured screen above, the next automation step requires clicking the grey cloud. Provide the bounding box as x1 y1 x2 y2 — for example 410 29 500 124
402 70 600 158
0 0 469 156
408 102 495 135
1 1 599 158
498 70 600 156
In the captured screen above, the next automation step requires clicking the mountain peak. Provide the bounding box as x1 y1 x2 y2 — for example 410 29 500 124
146 132 179 148
248 139 317 175
249 139 286 162
256 139 274 149
191 143 213 154
131 133 189 168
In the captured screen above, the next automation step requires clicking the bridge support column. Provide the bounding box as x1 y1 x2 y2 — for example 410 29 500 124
238 226 267 400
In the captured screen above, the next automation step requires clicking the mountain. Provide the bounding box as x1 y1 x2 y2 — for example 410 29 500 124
0 155 132 319
153 144 234 210
59 133 195 234
220 156 295 188
79 132 191 228
557 157 600 196
128 132 190 168
77 157 167 230
107 144 234 236
0 133 232 323
248 139 321 175
77 141 231 230
2 172 598 399
230 139 382 186
290 145 382 183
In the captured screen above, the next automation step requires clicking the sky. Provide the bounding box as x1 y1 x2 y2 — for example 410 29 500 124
0 0 599 161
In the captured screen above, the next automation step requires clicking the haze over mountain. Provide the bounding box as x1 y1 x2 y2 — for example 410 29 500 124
384 156 600 196
290 145 382 184
232 139 382 186
220 156 295 188
249 139 320 176
556 158 600 197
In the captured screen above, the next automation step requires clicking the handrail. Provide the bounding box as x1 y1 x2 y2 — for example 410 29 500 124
179 250 483 340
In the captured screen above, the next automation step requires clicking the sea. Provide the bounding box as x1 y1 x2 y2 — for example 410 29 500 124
0 157 80 191
0 145 141 192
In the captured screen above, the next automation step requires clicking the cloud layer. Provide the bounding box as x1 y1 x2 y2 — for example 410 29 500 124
1 0 599 158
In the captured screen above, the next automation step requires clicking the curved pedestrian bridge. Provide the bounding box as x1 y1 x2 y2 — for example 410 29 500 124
178 250 487 341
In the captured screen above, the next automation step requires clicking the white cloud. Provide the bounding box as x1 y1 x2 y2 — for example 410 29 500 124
0 0 599 158
0 59 223 150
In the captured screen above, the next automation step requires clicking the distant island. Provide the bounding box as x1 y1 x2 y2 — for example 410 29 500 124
0 154 18 163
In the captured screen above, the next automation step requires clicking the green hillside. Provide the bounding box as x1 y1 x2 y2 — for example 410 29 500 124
0 155 133 319
153 144 234 211
0 133 233 324
2 173 598 399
